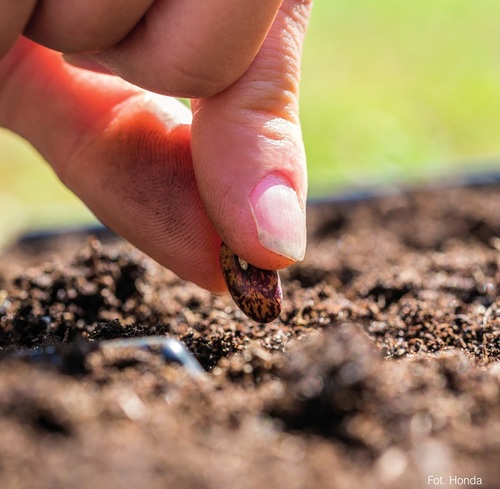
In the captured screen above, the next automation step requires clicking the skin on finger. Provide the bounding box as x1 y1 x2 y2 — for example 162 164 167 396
25 0 155 53
191 0 312 270
0 0 37 58
62 54 114 75
0 38 226 292
85 0 284 98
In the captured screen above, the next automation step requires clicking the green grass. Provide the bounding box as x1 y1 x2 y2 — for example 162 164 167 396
1 0 500 243
0 131 96 247
301 0 500 194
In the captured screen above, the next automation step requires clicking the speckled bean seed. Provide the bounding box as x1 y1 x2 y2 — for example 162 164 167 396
219 242 282 323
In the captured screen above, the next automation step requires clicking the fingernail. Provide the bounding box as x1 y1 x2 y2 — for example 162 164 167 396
62 54 113 75
249 173 306 261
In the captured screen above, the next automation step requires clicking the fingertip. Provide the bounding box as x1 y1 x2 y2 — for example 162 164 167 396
192 105 308 271
249 172 306 263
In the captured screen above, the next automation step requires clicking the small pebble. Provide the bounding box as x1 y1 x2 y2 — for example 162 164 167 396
4 337 204 376
101 337 204 376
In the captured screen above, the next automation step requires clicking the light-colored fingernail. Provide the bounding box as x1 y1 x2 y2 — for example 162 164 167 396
249 173 306 261
62 54 113 75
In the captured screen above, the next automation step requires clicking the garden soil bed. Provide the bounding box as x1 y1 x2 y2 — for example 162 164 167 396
1 183 500 489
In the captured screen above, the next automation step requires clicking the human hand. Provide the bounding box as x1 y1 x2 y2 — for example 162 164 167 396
0 0 311 293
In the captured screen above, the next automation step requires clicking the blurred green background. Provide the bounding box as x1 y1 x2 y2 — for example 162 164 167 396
301 0 500 194
1 0 500 246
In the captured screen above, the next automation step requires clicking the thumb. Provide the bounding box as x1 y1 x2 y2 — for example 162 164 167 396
191 0 311 270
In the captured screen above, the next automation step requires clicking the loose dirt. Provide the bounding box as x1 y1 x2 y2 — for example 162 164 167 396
0 183 499 489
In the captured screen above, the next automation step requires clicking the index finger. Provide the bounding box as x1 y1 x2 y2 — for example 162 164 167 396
71 0 284 98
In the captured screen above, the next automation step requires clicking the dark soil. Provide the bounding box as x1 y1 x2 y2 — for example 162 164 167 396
1 183 500 489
